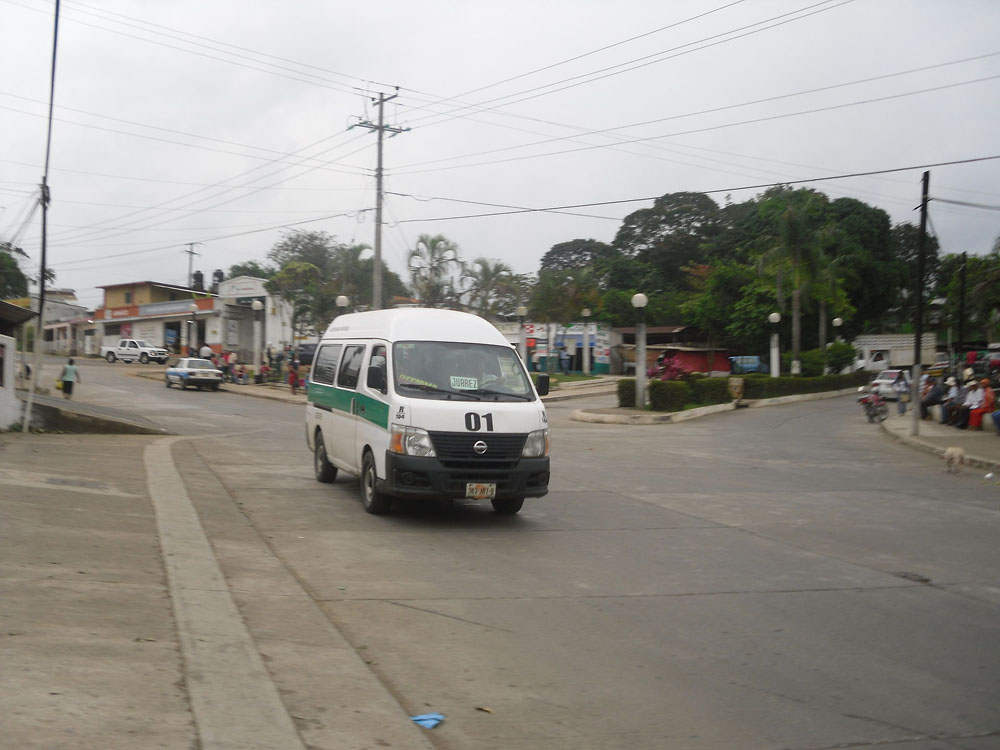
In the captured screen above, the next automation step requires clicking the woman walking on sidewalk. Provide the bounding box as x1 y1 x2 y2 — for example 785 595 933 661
59 358 80 400
892 371 910 415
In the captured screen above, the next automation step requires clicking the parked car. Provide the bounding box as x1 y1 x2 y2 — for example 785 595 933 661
165 358 223 390
296 342 318 366
869 369 910 400
101 338 169 364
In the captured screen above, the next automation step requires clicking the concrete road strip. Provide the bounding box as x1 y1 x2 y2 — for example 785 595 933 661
144 437 307 750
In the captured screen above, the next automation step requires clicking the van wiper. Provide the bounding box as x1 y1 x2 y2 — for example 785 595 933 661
397 382 481 400
473 388 532 401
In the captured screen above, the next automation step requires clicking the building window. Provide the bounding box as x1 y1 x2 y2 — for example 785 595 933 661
124 292 132 304
105 324 121 336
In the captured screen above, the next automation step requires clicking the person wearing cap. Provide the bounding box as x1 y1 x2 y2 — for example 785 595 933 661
954 379 983 429
967 378 995 430
941 376 964 425
920 376 947 420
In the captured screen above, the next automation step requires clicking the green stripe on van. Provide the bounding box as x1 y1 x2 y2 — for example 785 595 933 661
308 384 389 429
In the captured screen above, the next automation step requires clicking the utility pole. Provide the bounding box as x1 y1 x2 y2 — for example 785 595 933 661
911 170 929 437
350 89 408 309
184 242 202 288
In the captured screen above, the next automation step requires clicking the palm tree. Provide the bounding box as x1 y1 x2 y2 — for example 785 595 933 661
409 234 461 308
463 257 513 318
759 199 824 374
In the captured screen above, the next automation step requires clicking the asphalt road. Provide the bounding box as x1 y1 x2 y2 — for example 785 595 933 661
37 357 1000 749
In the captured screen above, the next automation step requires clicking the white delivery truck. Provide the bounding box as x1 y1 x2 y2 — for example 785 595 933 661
853 333 937 372
305 308 551 515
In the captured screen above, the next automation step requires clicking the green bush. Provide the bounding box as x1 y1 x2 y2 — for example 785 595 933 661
689 377 732 405
826 341 856 373
743 371 868 399
617 378 636 407
649 379 691 412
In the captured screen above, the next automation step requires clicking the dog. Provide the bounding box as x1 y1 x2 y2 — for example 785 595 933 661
942 446 966 473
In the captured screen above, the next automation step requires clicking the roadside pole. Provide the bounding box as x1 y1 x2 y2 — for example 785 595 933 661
911 170 929 437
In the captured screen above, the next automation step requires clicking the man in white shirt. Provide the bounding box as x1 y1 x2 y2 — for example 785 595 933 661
956 380 983 429
199 343 212 359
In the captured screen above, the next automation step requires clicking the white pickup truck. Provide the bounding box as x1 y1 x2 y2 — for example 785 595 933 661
100 339 170 364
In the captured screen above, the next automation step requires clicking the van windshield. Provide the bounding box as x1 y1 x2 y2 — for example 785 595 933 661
393 341 534 401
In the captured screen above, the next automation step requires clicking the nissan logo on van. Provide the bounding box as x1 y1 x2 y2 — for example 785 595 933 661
473 440 488 455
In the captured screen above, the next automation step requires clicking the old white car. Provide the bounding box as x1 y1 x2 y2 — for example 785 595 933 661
165 358 223 391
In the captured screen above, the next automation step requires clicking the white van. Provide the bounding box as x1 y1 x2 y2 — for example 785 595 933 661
305 308 551 515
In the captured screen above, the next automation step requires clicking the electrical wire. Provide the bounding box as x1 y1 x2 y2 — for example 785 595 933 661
386 191 622 221
395 74 1000 176
391 154 1000 224
930 197 1000 212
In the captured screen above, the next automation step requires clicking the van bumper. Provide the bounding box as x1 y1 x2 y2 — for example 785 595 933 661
382 452 550 500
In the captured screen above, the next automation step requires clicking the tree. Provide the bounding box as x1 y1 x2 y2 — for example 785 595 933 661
539 239 613 273
758 193 828 373
0 242 30 299
680 262 755 366
463 257 514 318
227 260 274 279
613 192 720 290
409 234 462 308
265 261 326 340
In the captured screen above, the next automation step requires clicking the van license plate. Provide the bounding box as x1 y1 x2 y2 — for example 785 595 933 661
466 483 496 499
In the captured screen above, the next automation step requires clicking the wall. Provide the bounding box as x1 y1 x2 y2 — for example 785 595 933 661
0 334 21 428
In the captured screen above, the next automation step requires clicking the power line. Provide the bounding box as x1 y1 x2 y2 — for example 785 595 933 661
391 155 1000 224
930 196 1000 212
396 51 1000 170
395 74 1000 176
385 191 621 221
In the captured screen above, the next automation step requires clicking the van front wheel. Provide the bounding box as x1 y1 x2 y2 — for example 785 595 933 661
491 497 524 515
314 433 337 483
360 452 391 515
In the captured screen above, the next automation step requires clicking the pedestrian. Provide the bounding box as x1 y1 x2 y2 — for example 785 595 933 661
288 356 301 396
891 371 909 415
955 379 983 430
558 344 570 375
59 357 80 400
920 377 946 420
199 343 212 359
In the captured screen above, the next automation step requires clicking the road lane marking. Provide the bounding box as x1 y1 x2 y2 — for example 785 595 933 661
144 437 306 750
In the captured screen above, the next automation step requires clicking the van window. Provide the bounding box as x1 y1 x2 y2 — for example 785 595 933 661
337 345 366 390
393 341 534 401
311 344 342 385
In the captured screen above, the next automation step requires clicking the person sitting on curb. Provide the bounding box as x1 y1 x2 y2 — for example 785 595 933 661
942 377 965 425
954 379 983 430
968 379 995 430
920 377 946 420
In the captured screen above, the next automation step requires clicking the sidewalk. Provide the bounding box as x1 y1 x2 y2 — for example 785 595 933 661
880 410 1000 472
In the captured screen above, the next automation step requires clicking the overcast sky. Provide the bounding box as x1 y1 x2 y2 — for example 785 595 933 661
2 0 999 310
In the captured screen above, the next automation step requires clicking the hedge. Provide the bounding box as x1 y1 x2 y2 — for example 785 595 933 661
618 371 869 411
648 379 690 412
617 378 636 407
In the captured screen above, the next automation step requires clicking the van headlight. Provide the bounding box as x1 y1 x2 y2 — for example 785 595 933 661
389 424 436 457
522 428 550 457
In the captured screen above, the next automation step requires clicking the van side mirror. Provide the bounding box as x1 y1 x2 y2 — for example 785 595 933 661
367 365 387 393
536 373 550 396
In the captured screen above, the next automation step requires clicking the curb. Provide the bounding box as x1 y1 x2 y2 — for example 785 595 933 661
570 387 860 425
879 422 1000 473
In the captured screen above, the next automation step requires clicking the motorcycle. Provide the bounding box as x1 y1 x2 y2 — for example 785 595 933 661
857 386 888 423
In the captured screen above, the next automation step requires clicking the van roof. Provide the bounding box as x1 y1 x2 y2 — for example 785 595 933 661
321 307 508 345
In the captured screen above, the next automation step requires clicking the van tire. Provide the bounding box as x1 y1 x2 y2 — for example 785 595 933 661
360 451 391 514
314 432 338 483
491 497 524 515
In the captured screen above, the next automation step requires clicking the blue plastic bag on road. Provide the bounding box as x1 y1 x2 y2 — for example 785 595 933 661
410 712 445 729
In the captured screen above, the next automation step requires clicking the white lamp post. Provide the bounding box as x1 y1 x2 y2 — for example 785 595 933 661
768 312 781 377
188 302 198 355
516 305 528 362
581 308 591 375
336 295 350 313
631 293 649 408
832 317 843 342
251 299 263 383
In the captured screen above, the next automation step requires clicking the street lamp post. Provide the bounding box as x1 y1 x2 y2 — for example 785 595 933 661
768 312 781 377
581 308 591 375
832 317 843 342
516 305 528 362
336 295 350 315
188 302 198 356
631 293 648 408
251 299 263 383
